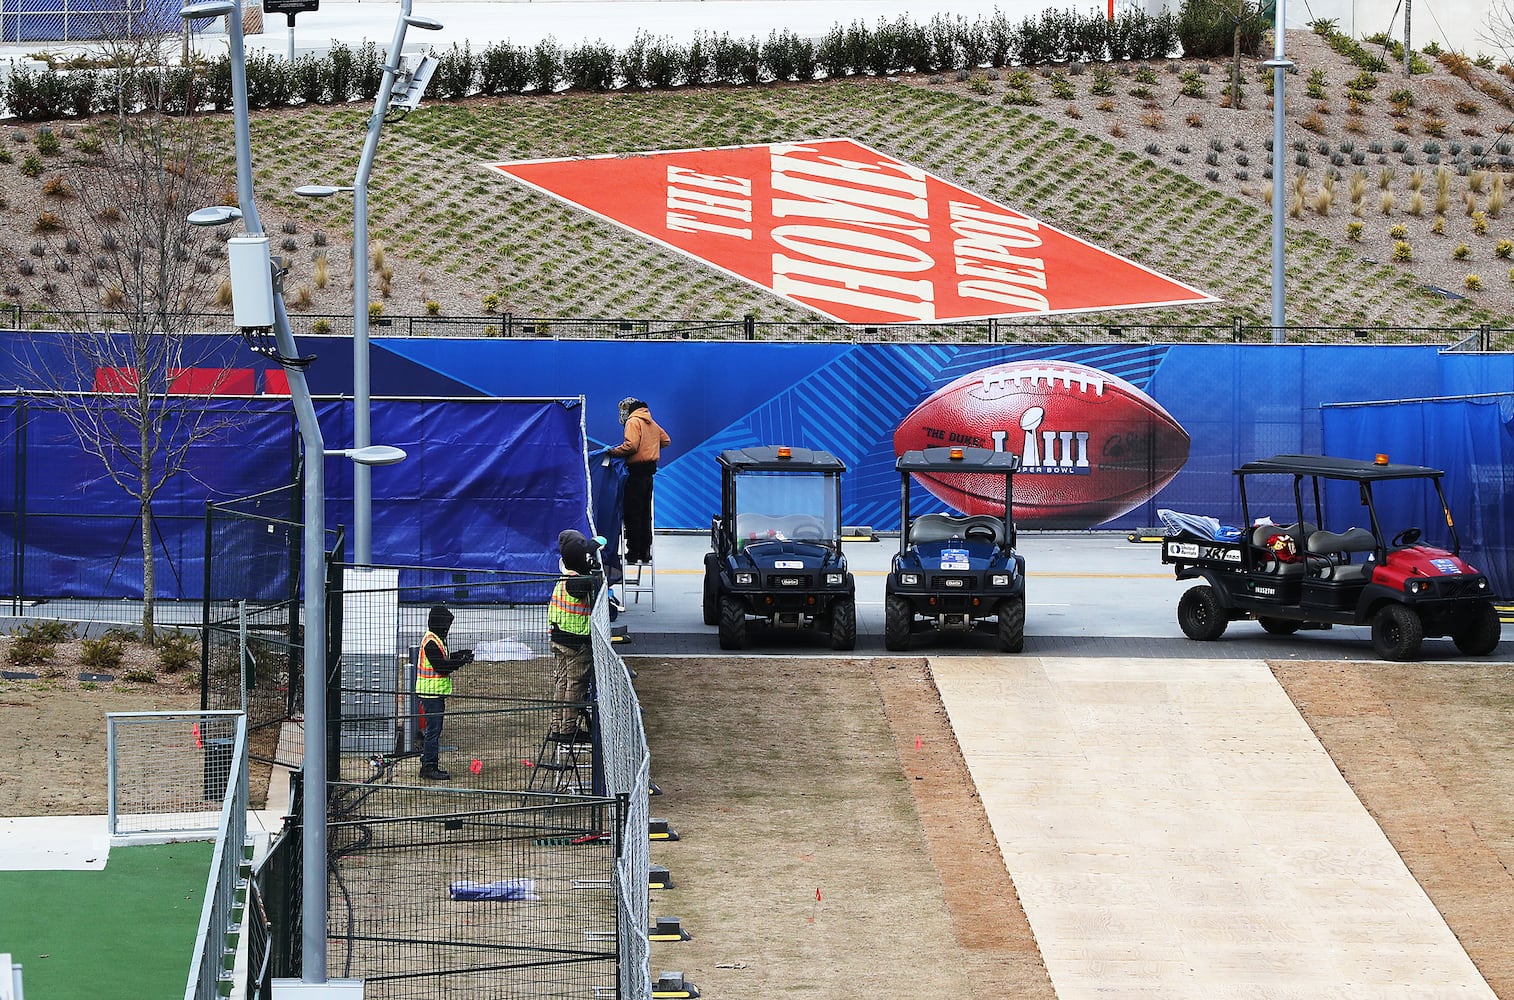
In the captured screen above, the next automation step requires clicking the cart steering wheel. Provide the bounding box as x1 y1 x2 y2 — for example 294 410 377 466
965 524 998 544
788 517 826 540
1391 527 1421 547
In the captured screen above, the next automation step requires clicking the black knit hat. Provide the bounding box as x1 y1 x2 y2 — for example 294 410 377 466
427 606 454 634
558 529 600 574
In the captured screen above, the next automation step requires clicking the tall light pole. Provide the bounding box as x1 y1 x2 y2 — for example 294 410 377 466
182 0 334 986
299 1 440 567
1264 0 1293 344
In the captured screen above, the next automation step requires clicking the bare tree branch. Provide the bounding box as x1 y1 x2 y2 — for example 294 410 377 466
1481 0 1514 60
17 52 248 642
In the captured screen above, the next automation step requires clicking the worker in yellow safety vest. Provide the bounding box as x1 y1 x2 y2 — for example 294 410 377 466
415 605 473 780
548 530 604 743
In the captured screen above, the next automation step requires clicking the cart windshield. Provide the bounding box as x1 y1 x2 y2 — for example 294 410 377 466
733 470 841 543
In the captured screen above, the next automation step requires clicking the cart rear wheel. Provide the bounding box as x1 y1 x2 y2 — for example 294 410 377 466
884 595 913 652
1258 616 1300 635
1177 585 1228 641
1452 601 1501 656
701 564 720 627
1371 603 1423 661
829 597 856 651
718 596 747 651
996 596 1025 653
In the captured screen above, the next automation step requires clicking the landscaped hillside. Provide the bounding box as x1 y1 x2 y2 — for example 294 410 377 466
2 25 1513 339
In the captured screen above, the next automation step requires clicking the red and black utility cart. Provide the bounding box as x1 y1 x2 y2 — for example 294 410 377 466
1161 454 1500 661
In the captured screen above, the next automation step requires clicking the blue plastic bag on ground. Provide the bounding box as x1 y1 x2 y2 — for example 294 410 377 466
449 878 539 901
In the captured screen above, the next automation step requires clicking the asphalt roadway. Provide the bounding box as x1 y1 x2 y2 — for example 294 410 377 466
610 529 1511 662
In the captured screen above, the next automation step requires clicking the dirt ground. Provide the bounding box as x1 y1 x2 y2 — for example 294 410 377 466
0 635 200 816
5 649 1514 997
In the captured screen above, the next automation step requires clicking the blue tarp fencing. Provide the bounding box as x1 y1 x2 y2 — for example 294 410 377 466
1322 394 1514 598
0 394 590 599
1 332 1510 597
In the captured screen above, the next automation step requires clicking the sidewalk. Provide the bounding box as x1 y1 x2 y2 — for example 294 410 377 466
934 655 1496 998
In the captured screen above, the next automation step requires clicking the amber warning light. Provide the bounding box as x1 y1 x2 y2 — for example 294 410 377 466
777 446 792 459
949 448 964 460
1374 453 1390 465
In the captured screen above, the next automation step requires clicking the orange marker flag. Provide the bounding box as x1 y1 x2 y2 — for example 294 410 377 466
815 888 822 902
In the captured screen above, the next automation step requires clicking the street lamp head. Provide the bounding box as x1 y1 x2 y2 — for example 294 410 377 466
295 184 356 198
404 15 444 29
326 445 408 466
187 205 243 227
181 0 234 19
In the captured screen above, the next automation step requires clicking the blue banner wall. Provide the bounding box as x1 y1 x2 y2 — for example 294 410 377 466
360 338 1458 532
1 332 1506 595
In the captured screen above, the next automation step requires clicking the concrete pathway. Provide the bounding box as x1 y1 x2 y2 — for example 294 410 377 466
931 655 1496 999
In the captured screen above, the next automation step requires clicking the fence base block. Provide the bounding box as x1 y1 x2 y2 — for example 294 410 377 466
649 864 674 889
649 817 679 841
652 971 700 998
649 915 691 941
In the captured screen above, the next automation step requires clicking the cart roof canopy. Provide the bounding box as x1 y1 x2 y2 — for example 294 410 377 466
1235 454 1444 481
717 446 845 472
896 446 1021 475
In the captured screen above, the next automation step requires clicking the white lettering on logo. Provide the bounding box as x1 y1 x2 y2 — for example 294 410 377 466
949 201 1050 312
666 166 753 240
767 143 936 321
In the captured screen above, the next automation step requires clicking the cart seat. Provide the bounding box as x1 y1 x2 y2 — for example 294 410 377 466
1305 527 1375 556
1252 522 1315 576
1306 527 1376 581
910 513 1005 546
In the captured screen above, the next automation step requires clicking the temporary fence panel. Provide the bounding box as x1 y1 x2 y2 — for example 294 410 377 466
591 588 652 1000
0 0 183 42
106 709 244 839
323 785 621 999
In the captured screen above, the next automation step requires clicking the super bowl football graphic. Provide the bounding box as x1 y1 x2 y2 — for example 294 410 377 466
893 360 1191 528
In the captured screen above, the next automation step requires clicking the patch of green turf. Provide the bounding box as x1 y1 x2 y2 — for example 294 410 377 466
0 840 213 1000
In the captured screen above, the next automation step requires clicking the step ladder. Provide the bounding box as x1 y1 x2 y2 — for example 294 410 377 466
526 733 590 794
620 552 656 611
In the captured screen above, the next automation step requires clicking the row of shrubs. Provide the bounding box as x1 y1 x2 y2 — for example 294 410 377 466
0 7 1198 120
6 618 197 676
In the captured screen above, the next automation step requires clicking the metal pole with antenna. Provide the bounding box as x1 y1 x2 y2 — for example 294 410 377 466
181 0 334 987
1265 0 1293 344
348 0 442 566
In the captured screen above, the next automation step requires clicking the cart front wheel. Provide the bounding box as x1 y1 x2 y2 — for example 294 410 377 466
829 597 856 651
1371 603 1423 661
884 595 913 652
718 596 747 651
996 596 1026 653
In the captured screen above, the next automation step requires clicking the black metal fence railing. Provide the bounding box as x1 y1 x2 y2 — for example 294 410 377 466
324 785 622 999
5 304 1510 347
202 483 311 764
250 773 303 997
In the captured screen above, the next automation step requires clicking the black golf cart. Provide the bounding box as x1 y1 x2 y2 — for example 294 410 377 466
885 446 1027 653
702 446 855 651
1161 453 1500 661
